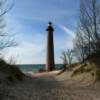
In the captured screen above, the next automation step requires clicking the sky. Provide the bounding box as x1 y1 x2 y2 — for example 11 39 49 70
3 0 80 64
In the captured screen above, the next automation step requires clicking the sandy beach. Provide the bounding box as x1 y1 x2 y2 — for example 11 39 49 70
0 70 100 100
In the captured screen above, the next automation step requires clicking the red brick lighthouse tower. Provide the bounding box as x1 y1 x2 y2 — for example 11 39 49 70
46 22 55 71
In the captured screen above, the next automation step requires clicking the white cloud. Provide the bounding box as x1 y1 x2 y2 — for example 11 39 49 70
60 25 75 38
54 25 75 50
4 41 45 64
55 57 62 64
55 38 73 51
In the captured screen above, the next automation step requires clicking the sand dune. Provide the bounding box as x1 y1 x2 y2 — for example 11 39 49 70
0 70 100 100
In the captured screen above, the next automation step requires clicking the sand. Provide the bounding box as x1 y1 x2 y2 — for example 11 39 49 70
0 70 100 100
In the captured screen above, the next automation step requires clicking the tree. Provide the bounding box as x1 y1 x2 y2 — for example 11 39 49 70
66 49 73 65
60 51 68 65
73 27 86 63
61 49 73 66
73 0 100 62
0 0 16 52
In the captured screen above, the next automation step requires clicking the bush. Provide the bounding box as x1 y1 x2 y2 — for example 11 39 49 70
0 59 24 82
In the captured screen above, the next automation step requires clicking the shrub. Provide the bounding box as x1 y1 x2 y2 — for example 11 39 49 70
0 59 24 82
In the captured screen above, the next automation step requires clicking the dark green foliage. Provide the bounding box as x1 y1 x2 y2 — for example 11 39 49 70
0 59 24 82
7 75 15 82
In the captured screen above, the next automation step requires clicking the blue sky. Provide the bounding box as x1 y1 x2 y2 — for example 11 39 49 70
3 0 80 64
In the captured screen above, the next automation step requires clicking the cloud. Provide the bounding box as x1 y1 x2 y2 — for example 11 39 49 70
60 25 75 38
3 0 79 64
54 25 75 51
4 40 45 64
7 0 75 23
55 38 73 51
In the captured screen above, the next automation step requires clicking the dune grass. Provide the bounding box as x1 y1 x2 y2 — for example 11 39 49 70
0 59 24 82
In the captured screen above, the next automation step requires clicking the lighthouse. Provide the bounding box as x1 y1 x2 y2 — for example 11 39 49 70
46 22 55 71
